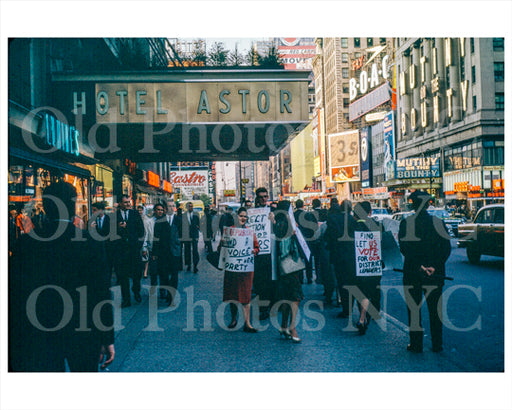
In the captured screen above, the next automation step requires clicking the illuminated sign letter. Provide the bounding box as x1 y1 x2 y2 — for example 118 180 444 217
399 71 406 96
116 90 127 115
446 88 453 117
445 38 452 66
431 77 440 94
459 38 465 57
136 90 147 115
73 91 86 115
460 80 468 112
410 108 417 130
370 63 379 88
360 71 368 94
433 95 439 123
409 65 416 89
349 78 358 100
432 48 438 75
420 56 426 83
401 112 407 135
382 55 389 79
421 101 427 127
96 91 109 115
420 85 427 100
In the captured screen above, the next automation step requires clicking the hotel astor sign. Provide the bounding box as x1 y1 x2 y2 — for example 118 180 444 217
71 81 307 124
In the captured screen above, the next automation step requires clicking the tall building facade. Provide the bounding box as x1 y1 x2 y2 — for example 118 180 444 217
389 37 505 211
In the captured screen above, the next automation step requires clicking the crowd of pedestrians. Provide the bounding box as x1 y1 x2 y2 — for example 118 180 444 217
8 180 451 372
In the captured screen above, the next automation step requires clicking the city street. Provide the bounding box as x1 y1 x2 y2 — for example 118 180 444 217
108 237 504 373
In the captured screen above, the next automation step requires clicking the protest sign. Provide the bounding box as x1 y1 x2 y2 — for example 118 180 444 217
287 206 311 261
355 231 382 276
247 207 271 255
220 227 254 273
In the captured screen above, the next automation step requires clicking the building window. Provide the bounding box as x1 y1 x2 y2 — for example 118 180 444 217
342 53 348 63
460 57 465 80
446 67 450 89
495 92 504 111
493 38 504 51
473 95 477 111
342 68 349 78
471 65 476 83
470 38 475 53
367 38 373 47
494 62 504 81
354 38 361 48
341 38 348 48
380 38 387 45
342 83 349 94
343 98 350 106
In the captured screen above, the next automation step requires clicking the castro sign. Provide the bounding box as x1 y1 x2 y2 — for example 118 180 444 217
170 170 208 199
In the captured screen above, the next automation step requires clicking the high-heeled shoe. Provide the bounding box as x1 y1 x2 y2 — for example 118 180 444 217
227 320 238 329
356 320 368 335
291 335 302 343
243 324 258 333
279 328 291 339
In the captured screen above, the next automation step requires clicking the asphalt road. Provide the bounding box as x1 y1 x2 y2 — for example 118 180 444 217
107 237 504 373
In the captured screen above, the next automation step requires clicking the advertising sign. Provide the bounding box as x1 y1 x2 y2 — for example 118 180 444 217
220 227 255 273
395 156 440 179
170 170 208 199
383 111 395 181
355 231 383 277
277 38 316 70
247 207 271 255
349 82 391 122
328 130 360 183
360 127 372 188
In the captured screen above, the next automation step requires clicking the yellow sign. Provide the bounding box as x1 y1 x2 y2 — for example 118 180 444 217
224 189 236 197
314 156 321 177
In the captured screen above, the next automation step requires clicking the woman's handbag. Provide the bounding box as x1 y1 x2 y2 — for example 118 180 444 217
206 248 223 271
279 237 305 275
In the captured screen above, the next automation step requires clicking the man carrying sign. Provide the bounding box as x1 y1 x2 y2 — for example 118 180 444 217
221 207 260 333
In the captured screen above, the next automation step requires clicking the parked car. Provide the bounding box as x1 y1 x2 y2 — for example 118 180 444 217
371 207 392 222
457 204 504 264
426 207 464 237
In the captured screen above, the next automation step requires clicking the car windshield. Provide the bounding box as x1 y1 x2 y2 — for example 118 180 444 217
428 209 450 219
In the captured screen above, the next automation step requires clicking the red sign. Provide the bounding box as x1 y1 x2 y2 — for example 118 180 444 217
170 171 206 185
162 180 172 193
147 171 160 188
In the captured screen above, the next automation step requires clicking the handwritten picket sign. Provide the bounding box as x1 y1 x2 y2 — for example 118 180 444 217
247 207 271 255
355 231 382 276
288 205 311 261
220 227 254 273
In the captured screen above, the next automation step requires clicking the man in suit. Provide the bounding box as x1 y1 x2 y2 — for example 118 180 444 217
113 195 145 307
399 190 452 353
90 202 112 282
9 181 115 371
182 201 200 273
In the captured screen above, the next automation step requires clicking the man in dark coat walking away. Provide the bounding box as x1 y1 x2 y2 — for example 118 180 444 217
398 190 452 353
9 181 115 372
113 195 145 307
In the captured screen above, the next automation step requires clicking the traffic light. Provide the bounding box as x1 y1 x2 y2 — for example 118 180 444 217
241 185 246 197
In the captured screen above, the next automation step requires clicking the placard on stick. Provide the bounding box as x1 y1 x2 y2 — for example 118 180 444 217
220 227 254 273
355 231 382 276
247 207 271 255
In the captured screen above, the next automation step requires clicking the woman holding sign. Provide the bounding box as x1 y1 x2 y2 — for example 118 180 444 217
221 207 260 333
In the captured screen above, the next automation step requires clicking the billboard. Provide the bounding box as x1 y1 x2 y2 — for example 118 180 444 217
169 170 209 199
395 156 440 178
360 127 372 188
328 130 360 183
383 111 395 181
277 37 316 70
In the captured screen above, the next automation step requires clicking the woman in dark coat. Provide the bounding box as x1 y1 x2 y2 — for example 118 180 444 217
275 200 305 343
222 207 260 332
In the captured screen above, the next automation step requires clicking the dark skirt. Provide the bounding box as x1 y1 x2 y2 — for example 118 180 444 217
278 271 304 302
223 271 254 304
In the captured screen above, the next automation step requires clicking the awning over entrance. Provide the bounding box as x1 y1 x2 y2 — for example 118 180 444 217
51 69 311 162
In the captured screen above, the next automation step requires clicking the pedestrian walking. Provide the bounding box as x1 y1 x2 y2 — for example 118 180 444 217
138 205 152 279
9 181 115 371
182 201 200 273
90 201 113 282
252 187 277 321
113 195 145 308
398 190 452 353
293 199 316 284
221 207 260 332
275 200 305 343
325 199 357 318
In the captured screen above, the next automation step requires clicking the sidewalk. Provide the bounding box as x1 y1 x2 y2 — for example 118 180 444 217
108 242 475 373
